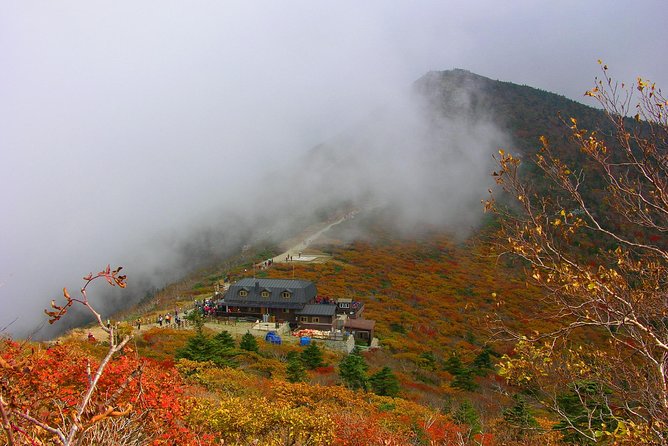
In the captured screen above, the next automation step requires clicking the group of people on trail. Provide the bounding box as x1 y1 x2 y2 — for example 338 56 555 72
284 252 303 262
257 258 273 270
156 308 185 328
88 307 189 344
197 298 218 316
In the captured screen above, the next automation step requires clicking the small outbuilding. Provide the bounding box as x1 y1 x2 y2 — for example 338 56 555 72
297 304 337 331
344 318 375 346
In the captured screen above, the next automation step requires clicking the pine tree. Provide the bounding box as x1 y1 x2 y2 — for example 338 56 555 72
187 309 205 334
553 380 615 444
445 352 478 391
176 333 214 362
444 352 464 375
286 352 307 383
300 342 324 370
419 351 437 371
208 330 238 367
453 400 481 438
369 366 400 397
472 346 495 376
212 330 236 350
339 349 369 391
451 367 478 391
239 331 259 353
503 394 539 437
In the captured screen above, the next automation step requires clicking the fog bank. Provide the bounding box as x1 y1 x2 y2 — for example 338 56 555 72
1 1 666 338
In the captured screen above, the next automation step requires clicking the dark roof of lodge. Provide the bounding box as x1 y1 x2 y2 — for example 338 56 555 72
223 278 317 308
344 319 376 330
297 304 337 317
234 278 313 289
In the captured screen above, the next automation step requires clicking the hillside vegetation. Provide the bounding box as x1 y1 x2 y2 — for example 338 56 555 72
3 68 664 445
2 224 562 445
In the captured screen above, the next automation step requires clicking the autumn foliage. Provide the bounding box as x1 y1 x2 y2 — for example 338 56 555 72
0 267 209 445
9 100 646 446
1 340 205 445
488 65 668 443
1 263 495 446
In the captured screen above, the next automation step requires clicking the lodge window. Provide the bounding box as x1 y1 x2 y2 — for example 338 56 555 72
238 290 248 297
261 290 270 298
281 291 291 299
312 317 319 323
300 316 308 322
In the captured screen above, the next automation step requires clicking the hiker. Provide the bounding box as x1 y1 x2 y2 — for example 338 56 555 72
136 318 142 330
87 332 96 343
158 315 163 327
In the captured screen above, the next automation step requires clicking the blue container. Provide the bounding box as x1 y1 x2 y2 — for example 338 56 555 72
299 336 311 346
265 331 282 344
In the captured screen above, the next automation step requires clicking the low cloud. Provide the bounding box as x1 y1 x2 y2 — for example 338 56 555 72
2 1 661 338
8 71 505 340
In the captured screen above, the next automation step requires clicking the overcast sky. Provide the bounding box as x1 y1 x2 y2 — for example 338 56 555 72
1 1 667 337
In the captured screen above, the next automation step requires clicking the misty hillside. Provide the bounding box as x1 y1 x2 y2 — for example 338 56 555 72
414 68 606 152
124 70 613 324
26 69 610 341
290 69 610 238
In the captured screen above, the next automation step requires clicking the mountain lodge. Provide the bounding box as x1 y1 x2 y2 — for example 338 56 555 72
215 278 374 343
